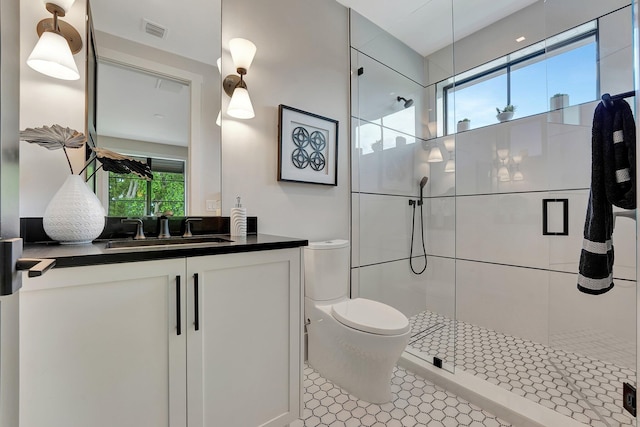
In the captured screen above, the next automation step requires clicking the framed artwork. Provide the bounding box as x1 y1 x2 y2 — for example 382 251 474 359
278 104 338 186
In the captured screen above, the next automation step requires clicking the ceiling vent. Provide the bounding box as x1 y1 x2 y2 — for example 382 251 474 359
155 78 186 94
142 19 168 39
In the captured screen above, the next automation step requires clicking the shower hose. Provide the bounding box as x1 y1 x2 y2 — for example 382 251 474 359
409 200 428 274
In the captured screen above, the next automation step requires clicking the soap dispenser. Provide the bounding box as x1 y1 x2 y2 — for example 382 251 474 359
230 196 247 237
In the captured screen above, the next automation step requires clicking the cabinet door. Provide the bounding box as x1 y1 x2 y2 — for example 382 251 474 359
20 259 187 427
186 248 302 427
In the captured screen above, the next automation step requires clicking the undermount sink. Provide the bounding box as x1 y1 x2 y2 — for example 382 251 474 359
106 235 233 249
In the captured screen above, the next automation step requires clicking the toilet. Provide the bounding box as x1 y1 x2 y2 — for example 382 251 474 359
304 239 410 404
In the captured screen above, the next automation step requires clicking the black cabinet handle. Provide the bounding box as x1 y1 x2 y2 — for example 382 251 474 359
194 273 200 331
176 275 181 336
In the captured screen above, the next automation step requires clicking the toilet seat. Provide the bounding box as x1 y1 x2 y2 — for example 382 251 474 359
331 298 410 336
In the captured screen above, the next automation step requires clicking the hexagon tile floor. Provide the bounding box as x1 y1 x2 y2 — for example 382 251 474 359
407 310 636 427
290 363 512 427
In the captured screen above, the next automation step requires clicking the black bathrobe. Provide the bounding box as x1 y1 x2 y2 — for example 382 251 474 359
578 99 635 295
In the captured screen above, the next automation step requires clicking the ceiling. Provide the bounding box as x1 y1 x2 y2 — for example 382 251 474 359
90 0 219 147
335 0 538 56
96 62 190 147
90 0 220 66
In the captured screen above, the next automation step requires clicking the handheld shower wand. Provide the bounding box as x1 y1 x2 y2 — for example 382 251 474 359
410 176 429 274
418 176 428 205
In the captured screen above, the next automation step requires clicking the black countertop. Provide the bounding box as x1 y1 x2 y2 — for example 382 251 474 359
22 234 309 269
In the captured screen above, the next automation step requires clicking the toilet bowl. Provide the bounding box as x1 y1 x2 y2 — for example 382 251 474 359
304 240 410 403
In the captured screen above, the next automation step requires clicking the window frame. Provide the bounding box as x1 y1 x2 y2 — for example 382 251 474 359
107 156 187 217
440 23 598 135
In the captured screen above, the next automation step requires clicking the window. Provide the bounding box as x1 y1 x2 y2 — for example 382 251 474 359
438 21 597 135
357 106 417 154
108 157 186 217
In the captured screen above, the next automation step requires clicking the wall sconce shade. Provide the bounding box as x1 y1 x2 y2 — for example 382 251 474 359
28 1 82 80
444 159 455 172
498 165 510 181
227 87 255 119
42 0 76 15
496 148 509 161
443 138 455 152
427 145 443 162
229 38 256 72
223 38 257 120
27 31 80 80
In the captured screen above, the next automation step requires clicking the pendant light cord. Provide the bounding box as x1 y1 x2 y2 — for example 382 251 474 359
409 201 428 274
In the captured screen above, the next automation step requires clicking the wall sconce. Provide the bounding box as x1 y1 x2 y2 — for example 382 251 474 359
496 148 510 181
512 154 524 181
27 1 82 80
443 138 455 172
223 38 256 119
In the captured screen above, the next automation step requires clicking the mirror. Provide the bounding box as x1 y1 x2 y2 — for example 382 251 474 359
88 0 222 216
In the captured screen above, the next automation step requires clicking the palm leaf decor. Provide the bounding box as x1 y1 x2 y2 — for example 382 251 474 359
91 147 153 180
20 124 86 150
20 124 87 173
20 124 153 182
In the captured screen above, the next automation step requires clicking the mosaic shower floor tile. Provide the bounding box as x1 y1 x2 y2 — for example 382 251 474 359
407 310 636 427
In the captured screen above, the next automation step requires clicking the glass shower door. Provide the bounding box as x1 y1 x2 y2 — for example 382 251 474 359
349 4 457 373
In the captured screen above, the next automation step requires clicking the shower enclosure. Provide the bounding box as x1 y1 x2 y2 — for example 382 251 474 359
350 1 637 426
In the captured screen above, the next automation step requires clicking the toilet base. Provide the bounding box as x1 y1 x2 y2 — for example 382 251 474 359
308 340 395 403
306 303 410 404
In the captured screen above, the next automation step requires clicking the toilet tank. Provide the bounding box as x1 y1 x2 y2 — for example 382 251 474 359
304 239 350 301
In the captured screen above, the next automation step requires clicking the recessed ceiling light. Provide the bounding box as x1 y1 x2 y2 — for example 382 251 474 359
516 36 526 43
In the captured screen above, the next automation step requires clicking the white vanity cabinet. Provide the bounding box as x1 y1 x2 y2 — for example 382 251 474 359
185 248 302 427
20 258 188 427
19 247 303 427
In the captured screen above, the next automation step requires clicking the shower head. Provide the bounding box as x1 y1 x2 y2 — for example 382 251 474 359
397 96 414 108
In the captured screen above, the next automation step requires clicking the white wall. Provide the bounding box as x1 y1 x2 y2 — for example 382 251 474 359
221 0 350 241
19 0 87 216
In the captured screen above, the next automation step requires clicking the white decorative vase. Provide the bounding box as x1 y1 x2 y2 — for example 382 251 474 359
496 111 514 122
43 175 106 244
457 121 470 132
550 94 569 110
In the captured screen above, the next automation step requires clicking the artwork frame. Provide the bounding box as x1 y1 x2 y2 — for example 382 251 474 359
278 104 338 186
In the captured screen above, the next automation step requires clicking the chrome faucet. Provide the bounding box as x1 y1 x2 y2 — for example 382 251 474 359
183 217 202 238
121 218 146 240
158 216 171 239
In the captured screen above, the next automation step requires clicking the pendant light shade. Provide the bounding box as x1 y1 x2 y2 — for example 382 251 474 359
229 38 257 72
227 87 255 119
27 31 80 80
